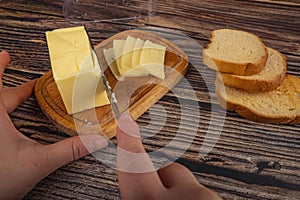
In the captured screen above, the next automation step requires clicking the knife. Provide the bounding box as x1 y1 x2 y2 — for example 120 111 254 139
86 28 121 119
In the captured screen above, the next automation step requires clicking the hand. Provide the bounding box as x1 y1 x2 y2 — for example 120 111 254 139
0 51 108 200
117 114 222 200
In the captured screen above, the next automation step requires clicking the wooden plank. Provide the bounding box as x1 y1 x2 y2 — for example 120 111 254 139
194 171 300 200
23 156 120 200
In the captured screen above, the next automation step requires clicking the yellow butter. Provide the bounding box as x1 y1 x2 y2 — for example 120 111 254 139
113 40 130 76
104 47 148 80
113 40 125 70
105 36 166 80
121 36 136 69
46 26 109 114
139 40 166 79
132 38 145 69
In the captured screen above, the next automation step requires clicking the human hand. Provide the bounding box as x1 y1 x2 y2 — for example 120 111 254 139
0 50 108 200
117 113 222 200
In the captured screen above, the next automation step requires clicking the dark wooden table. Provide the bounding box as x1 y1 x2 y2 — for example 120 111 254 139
1 0 300 199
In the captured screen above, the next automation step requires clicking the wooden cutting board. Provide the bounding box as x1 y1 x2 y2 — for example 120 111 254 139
35 30 188 138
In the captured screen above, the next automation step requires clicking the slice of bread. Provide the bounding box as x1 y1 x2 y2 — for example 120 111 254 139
216 75 300 124
216 48 287 92
203 29 268 76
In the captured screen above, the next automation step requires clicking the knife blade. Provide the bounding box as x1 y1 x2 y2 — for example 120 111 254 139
96 52 121 120
86 28 121 119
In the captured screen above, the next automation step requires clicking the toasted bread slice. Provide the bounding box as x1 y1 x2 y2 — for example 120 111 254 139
216 48 286 92
203 29 268 76
216 75 300 124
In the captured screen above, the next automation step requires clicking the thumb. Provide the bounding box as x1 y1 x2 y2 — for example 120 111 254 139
0 51 10 83
2 79 37 113
42 134 108 171
158 162 200 188
158 162 222 200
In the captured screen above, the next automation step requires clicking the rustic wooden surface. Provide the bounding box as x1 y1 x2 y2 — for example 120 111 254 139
0 0 299 199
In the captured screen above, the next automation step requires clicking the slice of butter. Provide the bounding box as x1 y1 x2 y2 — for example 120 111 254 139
46 26 109 114
103 47 120 78
113 40 130 76
113 40 125 69
121 36 136 69
139 40 166 80
132 38 145 69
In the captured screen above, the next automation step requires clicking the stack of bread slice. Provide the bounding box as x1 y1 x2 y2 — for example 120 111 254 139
203 29 300 124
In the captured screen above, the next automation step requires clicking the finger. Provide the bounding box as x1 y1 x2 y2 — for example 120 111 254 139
0 51 10 80
117 113 165 199
2 79 37 113
0 51 12 122
41 134 108 173
117 113 155 173
158 162 200 188
158 162 222 200
2 87 10 92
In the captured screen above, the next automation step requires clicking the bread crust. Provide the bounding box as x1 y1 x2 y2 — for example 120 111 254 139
203 29 268 76
215 76 300 124
216 48 287 92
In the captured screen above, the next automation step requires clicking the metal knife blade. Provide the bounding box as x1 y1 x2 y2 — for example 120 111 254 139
86 28 121 119
95 51 121 119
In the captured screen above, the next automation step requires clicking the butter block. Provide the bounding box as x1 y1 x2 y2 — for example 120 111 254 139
46 26 109 114
139 40 166 79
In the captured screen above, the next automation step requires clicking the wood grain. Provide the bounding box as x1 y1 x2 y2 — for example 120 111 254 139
0 0 299 199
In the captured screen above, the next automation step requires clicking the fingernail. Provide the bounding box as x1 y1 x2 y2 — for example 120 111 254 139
118 113 140 138
94 137 108 148
90 136 108 152
119 113 134 123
